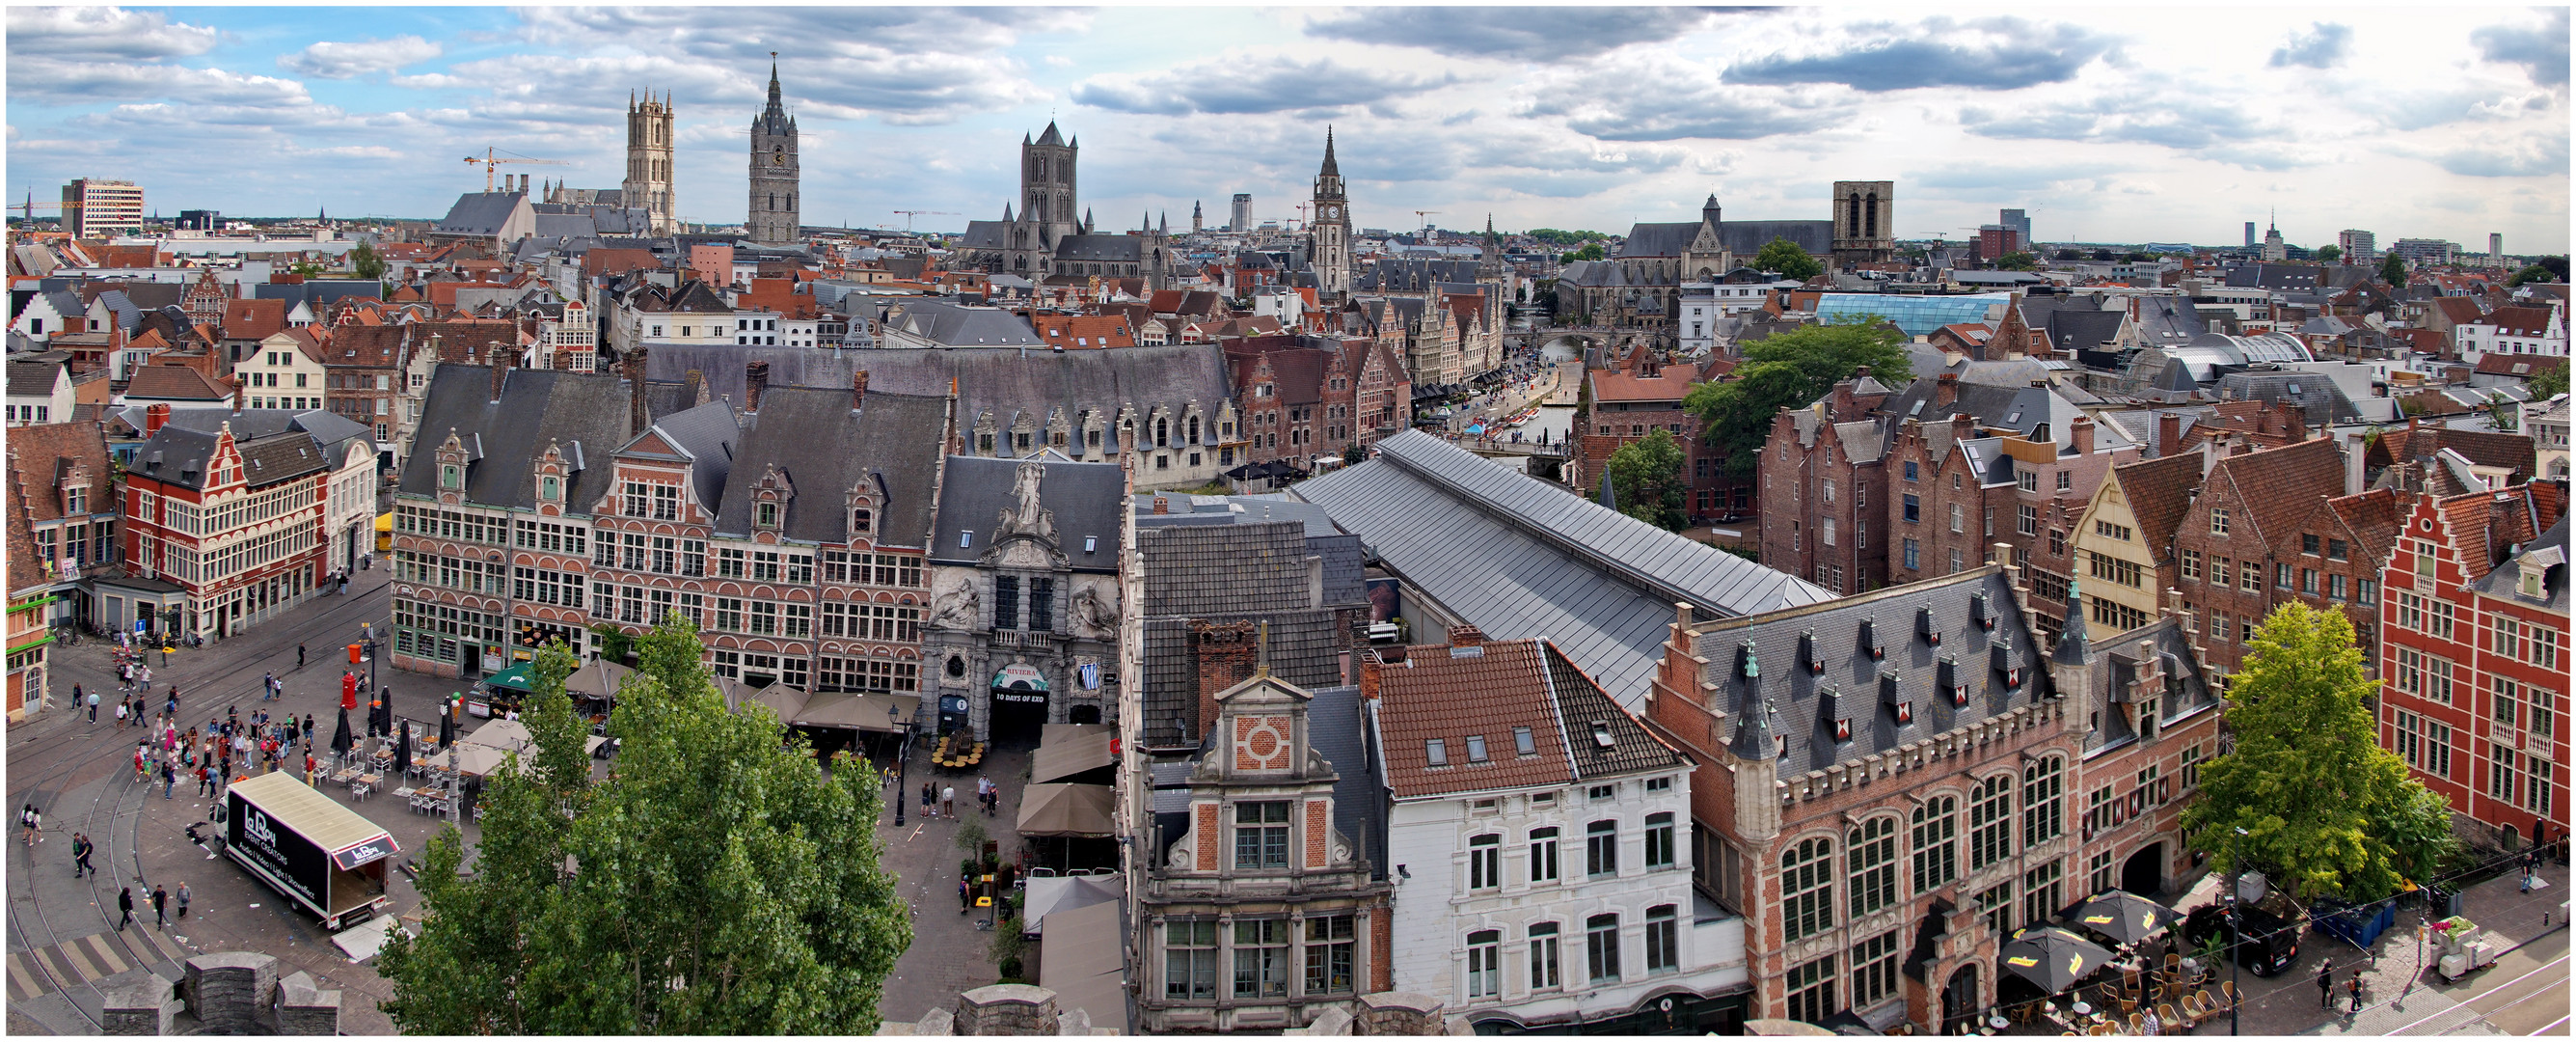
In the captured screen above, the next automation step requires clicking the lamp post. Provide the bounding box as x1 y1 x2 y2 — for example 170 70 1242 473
891 702 908 827
2227 828 2248 1037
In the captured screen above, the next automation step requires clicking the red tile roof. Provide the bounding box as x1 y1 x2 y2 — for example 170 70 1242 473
2112 452 2205 562
1370 640 1578 799
122 364 229 401
222 298 287 343
1030 315 1136 349
6 421 113 526
2204 437 2345 548
2478 305 2559 338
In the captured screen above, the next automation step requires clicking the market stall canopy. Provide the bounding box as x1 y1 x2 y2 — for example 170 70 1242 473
565 659 632 700
1040 723 1114 747
1998 926 2116 995
462 718 533 753
787 692 920 733
481 663 539 693
1040 898 1128 1034
1745 1020 1838 1036
1017 783 1116 837
1029 730 1116 785
2072 891 2179 946
1022 874 1123 938
448 744 525 779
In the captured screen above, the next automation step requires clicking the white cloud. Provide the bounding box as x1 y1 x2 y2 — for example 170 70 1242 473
278 36 441 79
4 7 217 60
8 59 311 106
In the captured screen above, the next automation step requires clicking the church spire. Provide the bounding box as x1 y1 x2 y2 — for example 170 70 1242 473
1319 125 1340 177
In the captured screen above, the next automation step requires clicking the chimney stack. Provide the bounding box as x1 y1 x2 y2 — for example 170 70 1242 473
489 342 510 402
745 360 771 413
626 344 650 435
1936 371 1960 409
145 402 171 436
852 369 870 411
2156 412 2182 457
1446 624 1487 647
1152 495 1170 514
2070 415 2095 455
231 374 246 412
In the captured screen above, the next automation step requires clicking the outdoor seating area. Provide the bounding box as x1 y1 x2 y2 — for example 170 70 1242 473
932 734 987 770
1981 890 2237 1035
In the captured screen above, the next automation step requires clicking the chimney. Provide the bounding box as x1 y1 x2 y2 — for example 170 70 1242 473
1936 371 1960 409
489 343 510 402
2156 412 2182 457
232 375 246 411
1446 624 1487 647
1951 411 1974 443
2276 399 2306 442
852 369 870 411
745 360 771 413
626 344 650 434
1152 495 1170 514
2070 415 2095 455
145 402 171 435
1359 653 1384 702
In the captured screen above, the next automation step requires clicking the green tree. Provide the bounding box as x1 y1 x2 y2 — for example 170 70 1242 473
1605 427 1689 530
2529 363 2568 399
1559 242 1606 263
2508 257 2568 287
288 260 326 278
2379 253 2408 288
379 616 911 1034
1994 252 2040 271
1684 317 1912 480
1752 236 1823 281
1526 228 1610 246
2314 244 2342 263
349 241 388 281
2180 603 2458 904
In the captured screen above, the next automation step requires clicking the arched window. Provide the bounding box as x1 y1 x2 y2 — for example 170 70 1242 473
852 507 872 535
1781 835 1833 941
1187 416 1201 442
1912 795 1959 892
1847 816 1897 918
1155 417 1170 448
2021 755 2064 846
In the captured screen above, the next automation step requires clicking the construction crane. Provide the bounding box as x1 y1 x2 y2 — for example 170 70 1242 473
1414 209 1440 234
13 195 78 222
463 148 569 192
891 209 958 232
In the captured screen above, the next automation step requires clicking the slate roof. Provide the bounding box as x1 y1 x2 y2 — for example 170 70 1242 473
2208 371 2364 426
1292 429 1830 708
2468 514 2568 612
628 399 739 519
929 453 1125 571
1618 222 1702 259
2223 263 2323 292
1137 520 1347 748
1308 683 1387 880
1357 259 1482 293
7 359 65 398
395 365 640 511
1688 567 2048 776
1134 493 1366 606
1051 234 1149 263
2076 617 2219 756
698 384 943 546
434 191 527 236
131 410 353 493
1881 376 2135 452
884 299 1042 347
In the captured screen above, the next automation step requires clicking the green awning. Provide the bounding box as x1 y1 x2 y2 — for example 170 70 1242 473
482 663 539 693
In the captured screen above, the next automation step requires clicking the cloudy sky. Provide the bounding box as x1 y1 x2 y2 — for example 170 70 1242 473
7 5 2568 251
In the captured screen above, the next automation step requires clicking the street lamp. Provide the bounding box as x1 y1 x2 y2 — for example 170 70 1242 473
891 702 908 827
2228 828 2248 1037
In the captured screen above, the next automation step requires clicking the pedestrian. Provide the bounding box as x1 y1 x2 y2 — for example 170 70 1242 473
176 882 189 922
116 699 127 727
151 885 168 927
941 784 956 819
22 805 37 846
73 833 93 878
163 760 176 799
197 764 211 798
117 888 134 931
263 671 275 701
2141 1007 2160 1036
297 644 306 670
2523 846 2539 891
2346 972 2363 1014
922 782 935 819
960 878 972 914
2318 960 2335 1009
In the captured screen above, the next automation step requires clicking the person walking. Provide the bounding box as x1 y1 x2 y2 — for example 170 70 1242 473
21 805 37 846
176 882 189 922
162 759 176 799
940 784 956 820
263 671 275 702
2318 960 2336 1009
960 878 972 915
72 833 93 878
150 885 168 928
921 782 935 820
116 888 134 931
2346 971 2364 1014
297 644 306 670
115 699 127 728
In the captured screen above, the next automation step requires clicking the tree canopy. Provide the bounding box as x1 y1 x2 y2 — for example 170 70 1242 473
1752 237 1823 282
1605 427 1689 531
1525 228 1611 246
1994 252 2040 272
1559 242 1607 263
378 619 911 1034
1684 317 1912 480
2508 256 2569 287
2529 362 2568 399
2379 254 2408 288
2178 603 2458 904
2313 244 2342 263
348 241 387 281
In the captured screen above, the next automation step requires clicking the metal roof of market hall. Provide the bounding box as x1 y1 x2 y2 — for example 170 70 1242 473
1292 429 1830 708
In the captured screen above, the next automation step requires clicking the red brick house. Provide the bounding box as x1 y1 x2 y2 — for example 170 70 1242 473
1757 371 1895 593
121 405 377 638
2163 437 2346 674
1585 348 1738 521
2379 482 2568 848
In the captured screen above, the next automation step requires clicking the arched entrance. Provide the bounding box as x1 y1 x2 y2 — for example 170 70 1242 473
990 662 1050 743
1068 703 1101 726
1941 964 1980 1035
2123 842 2166 898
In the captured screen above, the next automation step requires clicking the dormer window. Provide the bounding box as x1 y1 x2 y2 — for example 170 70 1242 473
539 476 560 502
2522 566 2547 598
441 463 463 490
852 508 872 534
756 502 780 530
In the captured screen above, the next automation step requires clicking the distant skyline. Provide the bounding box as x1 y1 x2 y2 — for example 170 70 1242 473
5 5 2568 252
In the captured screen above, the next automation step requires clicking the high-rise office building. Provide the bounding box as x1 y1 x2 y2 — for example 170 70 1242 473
1999 208 2031 246
2244 221 2258 248
1230 193 1253 233
63 178 145 238
2490 233 2504 266
2337 230 2376 264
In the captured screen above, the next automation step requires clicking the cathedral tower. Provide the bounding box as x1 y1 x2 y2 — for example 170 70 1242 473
1311 127 1351 301
1020 122 1080 240
746 56 800 247
624 90 676 234
1830 180 1894 267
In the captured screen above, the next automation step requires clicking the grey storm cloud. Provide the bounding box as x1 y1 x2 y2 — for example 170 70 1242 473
2267 23 2351 69
1073 56 1448 116
1303 7 1741 61
1526 59 1834 141
1727 17 2119 92
2472 8 2570 87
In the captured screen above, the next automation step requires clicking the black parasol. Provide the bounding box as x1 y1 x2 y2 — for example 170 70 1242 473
2073 891 2181 947
393 718 412 774
438 698 456 750
1998 925 2116 995
331 706 354 759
